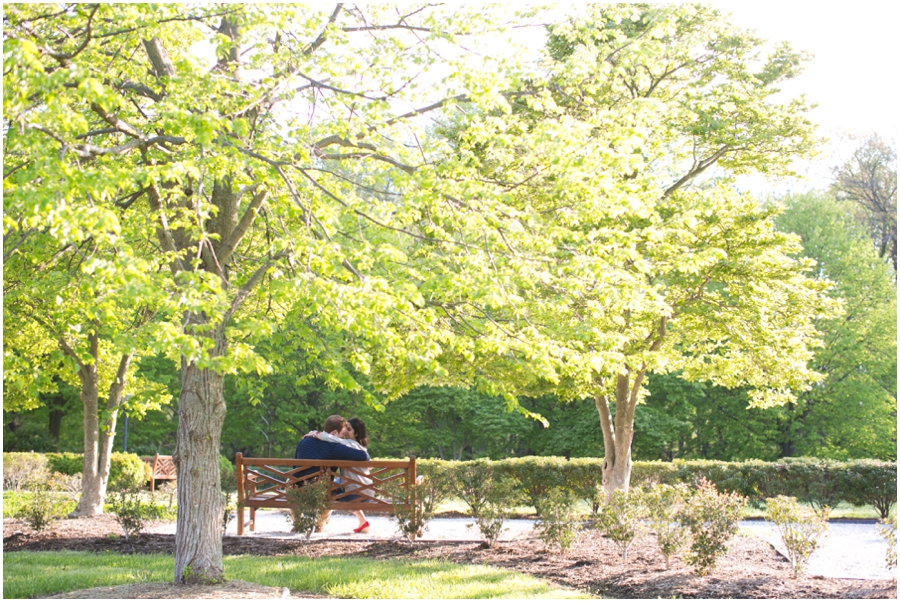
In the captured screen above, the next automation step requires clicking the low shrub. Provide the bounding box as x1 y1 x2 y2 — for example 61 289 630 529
16 473 66 531
389 477 434 542
285 478 331 541
220 455 237 534
2 452 48 491
681 478 745 575
766 495 830 577
46 452 83 476
840 460 897 519
44 452 146 492
768 458 843 510
3 490 30 518
108 486 165 539
415 459 456 518
56 472 82 496
496 456 572 508
644 483 690 568
219 455 236 493
565 458 604 517
460 456 896 514
876 511 896 570
596 487 645 561
157 480 177 510
453 459 520 547
102 494 175 522
109 452 146 491
534 488 582 553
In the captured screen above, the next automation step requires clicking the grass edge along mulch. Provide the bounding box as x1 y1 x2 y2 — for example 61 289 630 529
2 549 592 599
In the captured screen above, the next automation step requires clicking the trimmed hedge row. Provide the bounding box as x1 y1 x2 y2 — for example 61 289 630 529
418 456 897 518
3 452 146 491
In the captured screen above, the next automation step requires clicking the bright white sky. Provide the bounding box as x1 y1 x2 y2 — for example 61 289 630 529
711 1 899 194
194 3 897 194
716 1 898 135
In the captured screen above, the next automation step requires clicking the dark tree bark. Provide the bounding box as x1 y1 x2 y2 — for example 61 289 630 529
832 135 897 269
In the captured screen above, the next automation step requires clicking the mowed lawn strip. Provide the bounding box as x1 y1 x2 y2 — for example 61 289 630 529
3 551 592 599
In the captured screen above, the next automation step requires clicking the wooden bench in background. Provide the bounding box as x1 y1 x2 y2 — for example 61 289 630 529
234 453 416 536
140 454 176 492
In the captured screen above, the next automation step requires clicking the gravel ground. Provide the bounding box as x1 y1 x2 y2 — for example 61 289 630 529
146 511 897 581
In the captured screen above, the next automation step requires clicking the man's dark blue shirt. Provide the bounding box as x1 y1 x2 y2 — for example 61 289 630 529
293 435 369 481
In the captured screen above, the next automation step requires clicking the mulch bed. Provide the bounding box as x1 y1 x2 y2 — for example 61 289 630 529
4 516 896 599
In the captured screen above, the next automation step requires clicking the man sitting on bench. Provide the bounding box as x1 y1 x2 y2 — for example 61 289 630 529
293 414 369 531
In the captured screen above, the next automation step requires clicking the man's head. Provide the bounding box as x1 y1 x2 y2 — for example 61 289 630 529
323 415 346 436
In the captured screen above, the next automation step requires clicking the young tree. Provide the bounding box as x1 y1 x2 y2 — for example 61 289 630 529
831 134 897 269
3 222 172 514
423 4 835 496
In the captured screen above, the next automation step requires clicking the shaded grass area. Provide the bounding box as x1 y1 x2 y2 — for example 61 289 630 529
3 551 591 599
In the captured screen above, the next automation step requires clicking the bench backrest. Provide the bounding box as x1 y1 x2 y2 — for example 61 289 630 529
234 453 416 512
140 454 177 480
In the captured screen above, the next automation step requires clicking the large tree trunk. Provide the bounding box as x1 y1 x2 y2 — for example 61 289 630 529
594 370 644 499
173 326 227 584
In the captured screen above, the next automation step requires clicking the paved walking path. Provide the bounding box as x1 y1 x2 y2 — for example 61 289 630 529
739 519 894 580
151 511 896 581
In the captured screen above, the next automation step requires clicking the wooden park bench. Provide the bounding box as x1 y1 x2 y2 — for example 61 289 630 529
234 453 416 536
140 454 176 492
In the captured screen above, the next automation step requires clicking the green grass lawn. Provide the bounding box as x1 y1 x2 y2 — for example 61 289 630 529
3 551 593 599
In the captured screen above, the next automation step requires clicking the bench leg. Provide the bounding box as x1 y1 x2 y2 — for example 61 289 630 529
237 505 244 536
250 507 256 532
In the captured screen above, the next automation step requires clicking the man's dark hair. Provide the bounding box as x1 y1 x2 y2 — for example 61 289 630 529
323 415 346 434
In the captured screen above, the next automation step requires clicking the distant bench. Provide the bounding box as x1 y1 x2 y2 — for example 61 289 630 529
140 454 176 492
234 453 416 536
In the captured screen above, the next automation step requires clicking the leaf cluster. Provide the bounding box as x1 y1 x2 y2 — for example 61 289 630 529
680 478 745 575
285 478 331 541
765 495 829 577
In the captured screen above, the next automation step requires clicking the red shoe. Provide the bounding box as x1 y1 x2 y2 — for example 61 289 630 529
353 521 370 534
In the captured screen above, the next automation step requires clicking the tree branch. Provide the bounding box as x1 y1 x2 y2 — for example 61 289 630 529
663 145 733 198
89 102 145 140
142 37 177 79
218 189 268 266
40 4 98 65
106 352 133 412
224 252 290 323
303 4 343 56
147 184 186 274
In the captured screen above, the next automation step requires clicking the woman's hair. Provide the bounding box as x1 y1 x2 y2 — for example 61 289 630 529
349 417 368 448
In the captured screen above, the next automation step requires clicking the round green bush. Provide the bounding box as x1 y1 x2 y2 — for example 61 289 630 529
109 453 146 491
219 455 236 493
46 452 83 476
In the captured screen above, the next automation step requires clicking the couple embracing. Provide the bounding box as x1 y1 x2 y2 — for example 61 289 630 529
293 414 373 533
